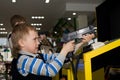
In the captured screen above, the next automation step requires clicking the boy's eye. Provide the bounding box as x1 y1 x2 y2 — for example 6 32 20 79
33 37 41 42
33 37 39 41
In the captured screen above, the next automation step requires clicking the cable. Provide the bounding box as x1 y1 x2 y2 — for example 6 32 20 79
70 56 78 80
75 45 92 80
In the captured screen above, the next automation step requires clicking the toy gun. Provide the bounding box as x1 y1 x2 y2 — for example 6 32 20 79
63 25 97 59
61 25 97 43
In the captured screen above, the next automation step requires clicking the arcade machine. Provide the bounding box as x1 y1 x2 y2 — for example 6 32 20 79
78 0 120 80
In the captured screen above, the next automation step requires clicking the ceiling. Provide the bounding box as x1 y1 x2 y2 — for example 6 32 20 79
0 0 105 37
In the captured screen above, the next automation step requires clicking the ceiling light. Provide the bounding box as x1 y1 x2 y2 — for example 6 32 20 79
36 28 40 30
41 16 45 19
31 16 45 19
67 18 71 20
31 23 42 26
12 0 16 3
31 16 35 19
45 0 50 3
38 16 41 19
54 31 57 34
0 28 5 30
0 32 7 34
73 13 76 15
0 23 3 26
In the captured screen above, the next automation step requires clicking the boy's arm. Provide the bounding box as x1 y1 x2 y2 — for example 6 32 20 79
42 53 59 61
17 54 66 77
18 40 75 77
74 33 95 53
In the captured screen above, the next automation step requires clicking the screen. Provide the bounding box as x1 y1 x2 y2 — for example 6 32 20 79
96 0 120 42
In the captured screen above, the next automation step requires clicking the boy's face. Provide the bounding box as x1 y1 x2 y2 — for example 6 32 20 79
20 30 40 54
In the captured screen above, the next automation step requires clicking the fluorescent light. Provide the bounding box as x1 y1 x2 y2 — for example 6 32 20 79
45 0 50 3
12 0 16 3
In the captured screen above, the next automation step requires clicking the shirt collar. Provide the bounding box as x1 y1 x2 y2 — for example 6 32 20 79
19 50 37 57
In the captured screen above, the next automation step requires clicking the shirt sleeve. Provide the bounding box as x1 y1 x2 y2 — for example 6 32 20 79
42 53 59 61
17 54 66 77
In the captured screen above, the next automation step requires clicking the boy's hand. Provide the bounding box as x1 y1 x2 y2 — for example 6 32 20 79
60 40 75 56
73 33 95 54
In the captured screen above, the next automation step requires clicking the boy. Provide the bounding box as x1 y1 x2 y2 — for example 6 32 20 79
11 24 75 80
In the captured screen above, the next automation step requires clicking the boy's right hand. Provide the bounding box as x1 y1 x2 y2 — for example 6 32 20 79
60 40 75 56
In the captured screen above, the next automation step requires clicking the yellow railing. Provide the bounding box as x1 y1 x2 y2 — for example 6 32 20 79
83 39 120 80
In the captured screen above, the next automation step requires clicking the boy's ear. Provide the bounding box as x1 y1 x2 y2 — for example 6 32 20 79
18 39 24 47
